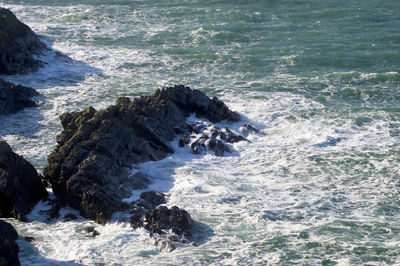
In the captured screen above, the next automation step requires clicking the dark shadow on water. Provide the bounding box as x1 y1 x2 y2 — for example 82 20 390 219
190 220 214 246
0 35 102 139
0 100 44 140
0 34 102 90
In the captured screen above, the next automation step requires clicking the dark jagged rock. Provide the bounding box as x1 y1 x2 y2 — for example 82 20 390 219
130 191 193 252
23 236 35 242
129 191 193 249
0 141 48 221
0 220 20 266
63 213 78 221
140 191 166 207
191 136 208 154
44 85 240 224
175 123 250 156
77 224 100 237
0 8 47 75
129 191 167 229
240 124 263 135
144 206 193 237
0 78 39 115
82 225 100 237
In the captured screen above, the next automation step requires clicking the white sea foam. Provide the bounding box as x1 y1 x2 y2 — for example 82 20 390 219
1 2 399 265
4 89 399 265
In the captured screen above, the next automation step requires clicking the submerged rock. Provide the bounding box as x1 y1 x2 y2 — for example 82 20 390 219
0 8 47 75
44 85 240 224
81 225 100 237
0 220 20 266
0 141 48 221
0 78 39 115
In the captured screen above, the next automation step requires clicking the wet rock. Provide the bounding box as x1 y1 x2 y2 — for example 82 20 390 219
213 139 231 157
129 191 194 250
23 236 35 242
44 85 240 224
0 78 39 115
128 172 151 190
63 213 78 221
188 124 204 134
0 8 47 75
0 141 48 221
140 191 166 207
178 134 191 147
240 124 263 135
130 207 145 229
155 238 175 252
191 136 208 154
176 123 251 157
129 191 166 229
79 225 100 237
144 206 193 237
0 220 20 266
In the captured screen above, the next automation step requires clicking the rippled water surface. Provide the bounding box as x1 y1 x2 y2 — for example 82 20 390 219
1 0 399 265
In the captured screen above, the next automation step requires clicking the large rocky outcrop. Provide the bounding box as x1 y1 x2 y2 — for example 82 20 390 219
0 78 39 115
0 220 20 266
0 141 48 221
0 8 47 75
44 85 241 224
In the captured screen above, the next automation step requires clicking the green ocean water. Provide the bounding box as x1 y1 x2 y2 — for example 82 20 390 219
1 0 399 265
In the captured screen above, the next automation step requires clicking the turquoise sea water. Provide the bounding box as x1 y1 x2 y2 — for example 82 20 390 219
1 0 399 265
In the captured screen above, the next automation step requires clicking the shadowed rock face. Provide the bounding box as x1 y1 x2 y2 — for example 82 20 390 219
44 85 240 224
0 141 48 221
0 220 20 266
0 78 39 115
0 8 47 75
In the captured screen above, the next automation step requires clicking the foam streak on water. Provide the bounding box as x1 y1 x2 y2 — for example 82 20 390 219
1 0 400 265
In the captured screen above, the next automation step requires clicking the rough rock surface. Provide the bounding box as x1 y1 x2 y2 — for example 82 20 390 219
0 8 47 75
175 123 250 156
0 141 48 221
129 191 167 229
44 85 240 224
129 191 192 252
0 78 39 115
0 220 20 266
144 206 193 237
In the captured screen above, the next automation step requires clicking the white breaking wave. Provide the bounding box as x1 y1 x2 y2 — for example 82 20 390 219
1 2 400 265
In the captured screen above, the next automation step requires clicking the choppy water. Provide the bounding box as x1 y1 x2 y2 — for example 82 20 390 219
1 0 399 265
